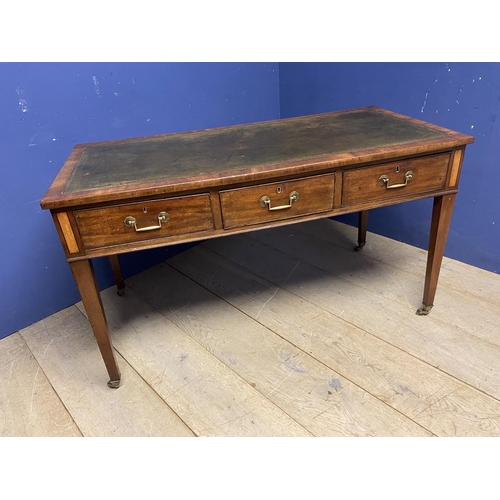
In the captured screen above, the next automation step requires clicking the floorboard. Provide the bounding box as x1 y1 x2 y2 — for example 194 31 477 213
76 289 311 437
0 333 81 437
4 220 500 437
20 307 195 437
126 262 429 436
170 244 500 437
204 230 500 401
262 220 500 347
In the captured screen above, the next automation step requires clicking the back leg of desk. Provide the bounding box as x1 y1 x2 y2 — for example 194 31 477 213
355 210 369 251
109 255 126 296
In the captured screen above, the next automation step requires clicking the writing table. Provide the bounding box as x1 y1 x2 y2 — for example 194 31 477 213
40 106 474 388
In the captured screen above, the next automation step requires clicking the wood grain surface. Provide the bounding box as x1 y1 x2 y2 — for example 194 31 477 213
9 219 500 436
220 173 335 229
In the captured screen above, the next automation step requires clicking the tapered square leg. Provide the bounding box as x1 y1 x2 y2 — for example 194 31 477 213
355 210 369 251
417 194 456 315
69 259 121 387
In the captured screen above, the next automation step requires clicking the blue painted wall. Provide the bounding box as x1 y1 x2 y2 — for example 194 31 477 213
3 62 499 340
0 63 280 339
280 62 500 274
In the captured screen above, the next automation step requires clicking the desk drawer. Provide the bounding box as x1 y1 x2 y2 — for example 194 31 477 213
220 173 335 229
342 153 451 207
75 194 214 250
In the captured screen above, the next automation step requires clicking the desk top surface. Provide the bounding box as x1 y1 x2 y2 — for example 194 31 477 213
41 106 474 209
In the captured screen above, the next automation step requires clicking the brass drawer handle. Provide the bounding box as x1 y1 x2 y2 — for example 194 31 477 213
124 211 169 231
379 170 414 189
259 191 299 211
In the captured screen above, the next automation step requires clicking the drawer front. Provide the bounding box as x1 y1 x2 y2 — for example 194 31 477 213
342 153 451 207
220 173 335 229
75 194 214 250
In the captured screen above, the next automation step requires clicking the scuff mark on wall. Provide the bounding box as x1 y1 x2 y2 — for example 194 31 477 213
421 91 429 113
92 76 101 97
421 79 439 114
16 87 28 112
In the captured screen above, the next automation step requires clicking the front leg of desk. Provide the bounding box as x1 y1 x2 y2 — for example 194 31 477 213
69 259 121 387
417 194 457 315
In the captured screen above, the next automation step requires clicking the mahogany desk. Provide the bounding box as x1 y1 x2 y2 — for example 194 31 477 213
40 107 474 388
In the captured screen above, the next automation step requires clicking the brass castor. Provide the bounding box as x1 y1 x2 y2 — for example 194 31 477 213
107 379 121 389
416 304 433 316
354 242 366 252
117 287 125 297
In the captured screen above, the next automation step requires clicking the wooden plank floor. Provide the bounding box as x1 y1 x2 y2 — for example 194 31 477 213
4 219 500 436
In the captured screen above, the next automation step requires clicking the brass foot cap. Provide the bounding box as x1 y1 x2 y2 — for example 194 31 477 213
354 242 366 252
117 288 125 297
416 304 433 316
107 379 121 389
